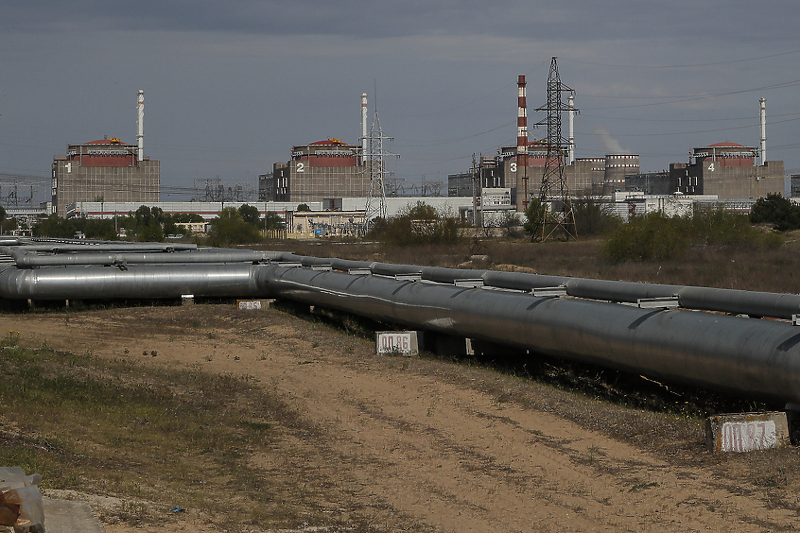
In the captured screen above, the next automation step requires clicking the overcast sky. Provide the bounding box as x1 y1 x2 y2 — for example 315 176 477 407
2 0 799 201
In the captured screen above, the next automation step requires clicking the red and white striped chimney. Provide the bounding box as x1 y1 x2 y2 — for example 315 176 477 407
517 75 528 208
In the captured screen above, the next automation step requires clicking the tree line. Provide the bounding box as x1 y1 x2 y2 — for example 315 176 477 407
32 204 284 245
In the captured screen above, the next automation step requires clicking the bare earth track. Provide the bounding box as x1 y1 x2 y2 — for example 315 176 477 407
2 303 800 532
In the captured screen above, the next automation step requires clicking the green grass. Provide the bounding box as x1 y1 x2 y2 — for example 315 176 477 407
0 343 319 530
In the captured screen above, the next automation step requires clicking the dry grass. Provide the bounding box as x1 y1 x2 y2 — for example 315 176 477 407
4 234 800 529
0 336 342 530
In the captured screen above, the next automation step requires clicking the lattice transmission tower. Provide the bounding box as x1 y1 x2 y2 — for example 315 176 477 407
533 57 578 242
363 104 398 228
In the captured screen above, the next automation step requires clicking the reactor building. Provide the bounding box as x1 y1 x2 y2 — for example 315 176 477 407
51 91 160 217
261 139 369 204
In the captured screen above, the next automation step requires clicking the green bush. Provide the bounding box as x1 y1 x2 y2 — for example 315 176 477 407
603 212 691 263
368 202 460 246
522 199 547 238
207 207 262 246
572 198 623 236
603 208 781 264
750 193 800 231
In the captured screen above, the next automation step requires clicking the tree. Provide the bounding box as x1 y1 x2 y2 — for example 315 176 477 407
208 207 261 246
238 204 261 226
33 215 77 238
296 203 311 212
138 222 164 242
750 193 800 231
263 211 284 231
498 210 522 238
368 202 460 245
522 199 547 238
571 198 622 236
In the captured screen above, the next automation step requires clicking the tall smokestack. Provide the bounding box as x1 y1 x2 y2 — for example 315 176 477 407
517 75 528 209
361 93 368 163
759 97 767 165
137 90 145 161
568 94 575 165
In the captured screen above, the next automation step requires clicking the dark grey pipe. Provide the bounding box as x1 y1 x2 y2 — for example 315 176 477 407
257 264 800 404
278 252 800 319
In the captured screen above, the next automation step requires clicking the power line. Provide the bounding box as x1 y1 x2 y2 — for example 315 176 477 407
566 48 800 70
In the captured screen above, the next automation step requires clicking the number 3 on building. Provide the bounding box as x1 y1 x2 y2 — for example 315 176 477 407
510 163 517 173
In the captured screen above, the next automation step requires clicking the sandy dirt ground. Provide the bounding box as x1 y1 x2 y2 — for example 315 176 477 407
1 303 798 533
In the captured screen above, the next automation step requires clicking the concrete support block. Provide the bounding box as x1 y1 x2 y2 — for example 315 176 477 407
467 338 527 358
706 411 789 453
236 299 263 310
375 331 421 356
424 333 469 357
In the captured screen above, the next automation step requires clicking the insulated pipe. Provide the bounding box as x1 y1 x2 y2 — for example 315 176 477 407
1 247 282 268
276 253 800 319
0 263 262 300
15 243 198 253
257 265 800 404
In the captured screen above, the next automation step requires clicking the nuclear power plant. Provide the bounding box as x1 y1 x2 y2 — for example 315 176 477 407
36 64 789 227
447 72 785 215
51 90 160 217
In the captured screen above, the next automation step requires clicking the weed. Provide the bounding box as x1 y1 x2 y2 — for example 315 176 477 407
0 331 20 348
629 481 659 493
0 342 313 530
586 445 601 464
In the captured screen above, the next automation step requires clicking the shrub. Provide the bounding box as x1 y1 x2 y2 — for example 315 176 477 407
603 212 691 263
603 208 781 264
750 193 800 231
368 202 461 246
522 199 547 238
572 197 623 236
207 207 262 247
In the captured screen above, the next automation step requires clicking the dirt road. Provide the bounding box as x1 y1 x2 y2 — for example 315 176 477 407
2 303 798 532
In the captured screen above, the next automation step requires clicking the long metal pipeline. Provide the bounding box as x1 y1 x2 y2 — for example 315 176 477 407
0 247 283 268
256 264 800 405
276 252 800 319
0 263 262 300
3 243 800 404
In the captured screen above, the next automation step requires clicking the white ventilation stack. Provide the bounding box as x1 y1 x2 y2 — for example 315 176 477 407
137 90 145 161
759 97 767 165
361 93 368 163
568 94 575 165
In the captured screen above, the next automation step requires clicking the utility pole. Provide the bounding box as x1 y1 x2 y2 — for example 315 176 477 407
363 103 398 231
534 57 578 242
